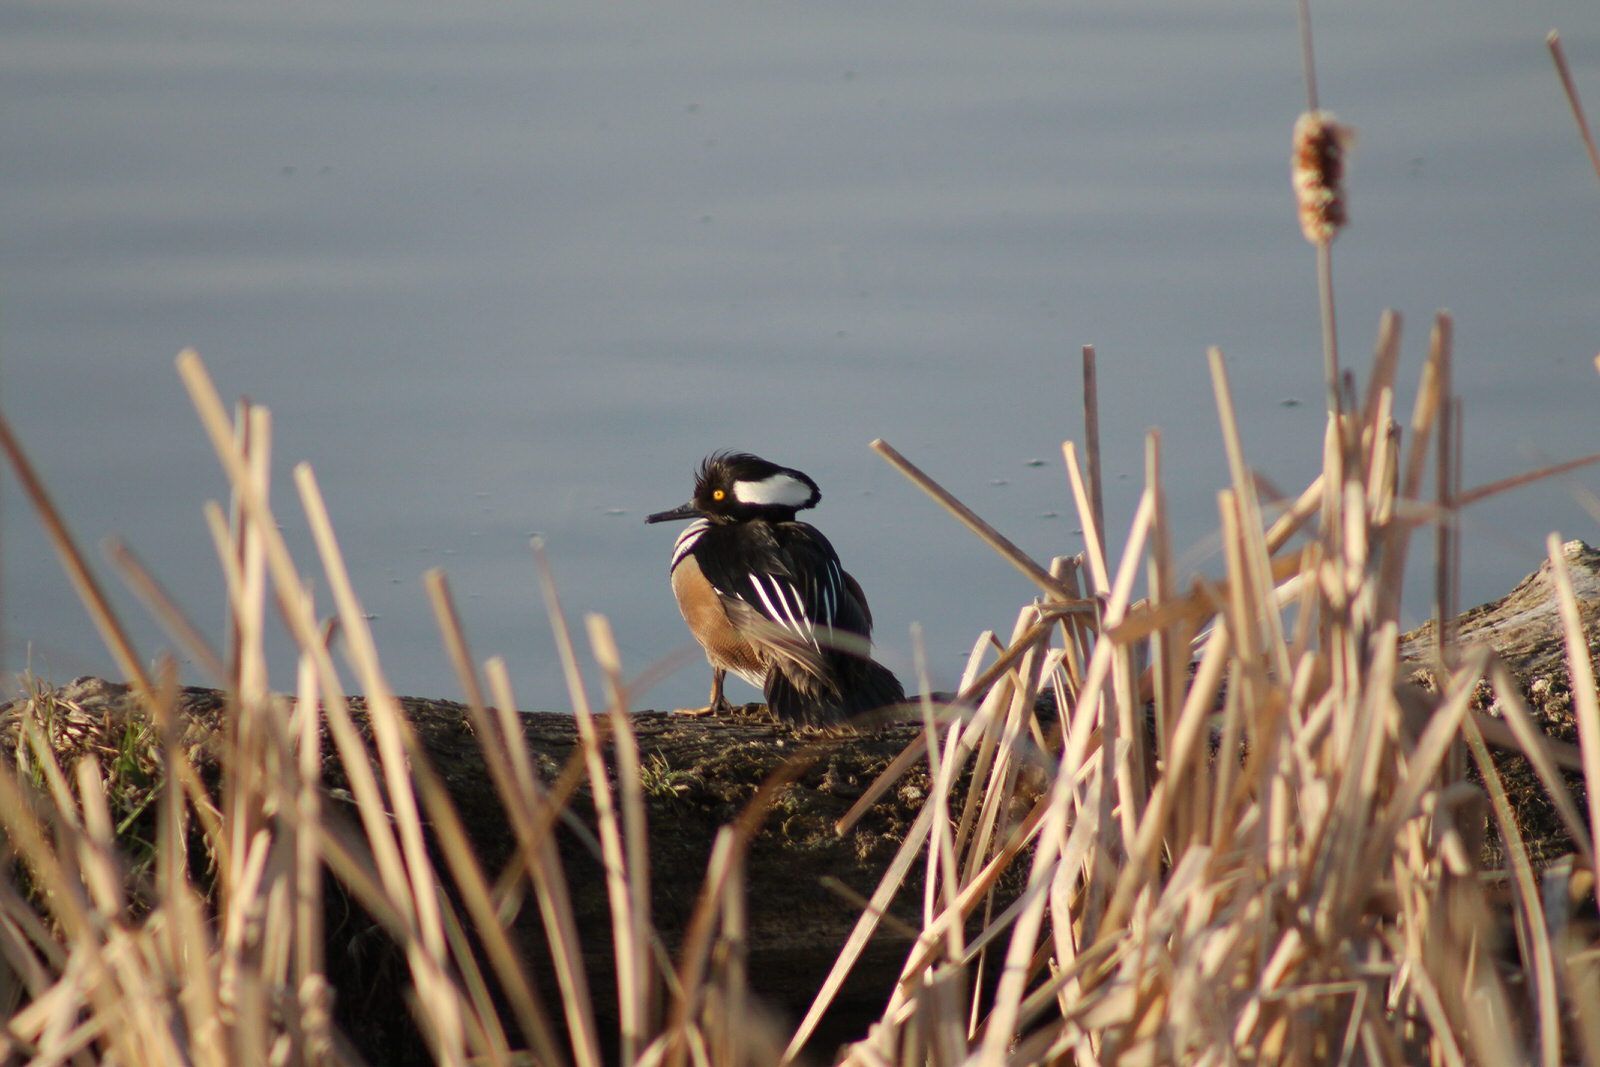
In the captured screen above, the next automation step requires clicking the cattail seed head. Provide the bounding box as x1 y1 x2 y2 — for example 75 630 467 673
1292 110 1352 245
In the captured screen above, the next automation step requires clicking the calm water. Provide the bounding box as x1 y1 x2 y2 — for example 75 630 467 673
3 1 1597 710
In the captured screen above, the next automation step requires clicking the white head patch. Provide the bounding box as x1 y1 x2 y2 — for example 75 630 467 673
732 473 815 508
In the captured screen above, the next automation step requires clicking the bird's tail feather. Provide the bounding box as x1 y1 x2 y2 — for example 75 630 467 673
838 657 905 718
764 656 905 726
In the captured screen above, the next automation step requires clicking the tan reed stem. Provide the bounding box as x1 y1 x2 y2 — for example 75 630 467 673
1549 31 1600 185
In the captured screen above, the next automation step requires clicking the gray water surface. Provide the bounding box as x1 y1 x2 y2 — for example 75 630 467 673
4 1 1597 710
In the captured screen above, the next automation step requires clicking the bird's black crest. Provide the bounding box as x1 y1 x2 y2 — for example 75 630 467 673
694 452 821 513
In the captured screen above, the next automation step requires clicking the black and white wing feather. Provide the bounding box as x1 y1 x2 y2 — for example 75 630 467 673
685 518 902 723
692 523 868 672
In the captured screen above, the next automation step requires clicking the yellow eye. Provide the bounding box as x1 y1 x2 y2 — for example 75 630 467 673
712 489 726 501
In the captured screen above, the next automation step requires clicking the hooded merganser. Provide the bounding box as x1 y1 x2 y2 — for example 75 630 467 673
646 451 905 724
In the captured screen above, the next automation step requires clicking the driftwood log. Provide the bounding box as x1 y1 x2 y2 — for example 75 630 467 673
6 540 1600 1063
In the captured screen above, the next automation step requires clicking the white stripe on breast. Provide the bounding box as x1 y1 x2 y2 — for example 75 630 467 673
669 519 712 572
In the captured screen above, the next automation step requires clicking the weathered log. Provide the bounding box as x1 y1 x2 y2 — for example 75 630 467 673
1400 538 1600 868
1400 538 1600 677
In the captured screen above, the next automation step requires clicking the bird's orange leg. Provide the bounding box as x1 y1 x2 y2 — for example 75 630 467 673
673 668 732 717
